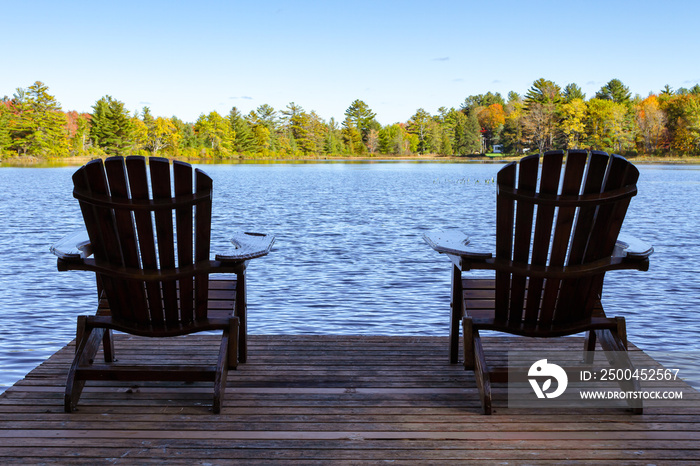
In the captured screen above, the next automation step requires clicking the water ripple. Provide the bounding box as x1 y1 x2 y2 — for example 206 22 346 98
1 162 698 391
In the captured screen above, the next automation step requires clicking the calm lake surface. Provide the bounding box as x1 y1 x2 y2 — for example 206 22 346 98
1 161 699 392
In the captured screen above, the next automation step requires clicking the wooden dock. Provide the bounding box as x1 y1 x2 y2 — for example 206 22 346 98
1 334 699 464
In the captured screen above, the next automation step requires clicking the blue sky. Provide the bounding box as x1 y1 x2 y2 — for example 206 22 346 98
3 0 699 125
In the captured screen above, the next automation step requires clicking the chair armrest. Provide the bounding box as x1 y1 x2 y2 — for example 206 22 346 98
422 230 493 259
50 229 92 261
614 233 654 260
215 231 275 262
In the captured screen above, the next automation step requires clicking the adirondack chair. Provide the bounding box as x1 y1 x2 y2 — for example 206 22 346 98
51 156 274 413
423 150 653 414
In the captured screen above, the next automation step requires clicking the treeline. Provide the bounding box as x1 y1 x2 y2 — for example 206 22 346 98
2 79 700 160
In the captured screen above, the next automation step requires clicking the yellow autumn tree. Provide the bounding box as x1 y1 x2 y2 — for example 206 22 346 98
559 98 587 149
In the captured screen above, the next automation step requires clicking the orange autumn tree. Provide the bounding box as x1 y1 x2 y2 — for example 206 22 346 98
477 103 505 151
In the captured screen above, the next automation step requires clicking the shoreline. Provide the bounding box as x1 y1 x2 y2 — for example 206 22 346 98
2 153 700 167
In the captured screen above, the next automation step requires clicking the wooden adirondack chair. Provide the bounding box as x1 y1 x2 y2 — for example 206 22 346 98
424 150 653 414
51 156 274 413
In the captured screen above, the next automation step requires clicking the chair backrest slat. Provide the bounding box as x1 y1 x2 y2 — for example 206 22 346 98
555 151 610 322
508 155 539 322
495 150 638 328
73 156 213 329
104 158 150 324
125 156 164 324
495 163 516 321
194 169 213 320
539 150 588 324
524 150 564 324
174 161 195 322
149 158 179 322
76 160 133 321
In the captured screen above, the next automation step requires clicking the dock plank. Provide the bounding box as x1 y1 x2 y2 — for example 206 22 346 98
0 334 698 463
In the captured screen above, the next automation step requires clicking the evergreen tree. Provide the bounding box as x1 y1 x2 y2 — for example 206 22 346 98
525 78 562 108
248 104 279 151
462 92 505 110
90 96 135 156
324 117 345 154
229 107 255 153
344 99 377 147
7 82 69 156
563 83 586 102
452 108 481 155
407 108 433 155
596 79 632 105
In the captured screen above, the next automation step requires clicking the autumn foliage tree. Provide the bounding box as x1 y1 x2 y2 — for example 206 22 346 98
6 79 700 161
477 103 505 150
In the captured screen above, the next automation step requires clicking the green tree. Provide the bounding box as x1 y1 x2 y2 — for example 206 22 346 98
194 111 234 155
341 116 365 154
344 99 377 147
7 82 69 156
141 107 177 155
378 123 412 155
247 104 279 152
0 99 12 156
596 79 632 105
228 107 255 153
453 108 481 155
585 98 633 153
660 85 674 96
462 92 505 110
662 94 700 154
90 95 135 156
281 102 322 155
407 108 433 154
170 117 199 152
324 117 346 154
525 78 562 108
563 83 586 102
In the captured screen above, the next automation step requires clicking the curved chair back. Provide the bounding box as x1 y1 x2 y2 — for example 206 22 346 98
494 150 639 326
72 156 213 330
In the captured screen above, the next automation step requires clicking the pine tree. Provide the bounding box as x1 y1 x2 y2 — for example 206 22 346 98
90 96 135 156
7 82 69 156
229 107 255 153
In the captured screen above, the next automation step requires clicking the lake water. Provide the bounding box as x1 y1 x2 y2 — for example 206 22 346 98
1 161 699 393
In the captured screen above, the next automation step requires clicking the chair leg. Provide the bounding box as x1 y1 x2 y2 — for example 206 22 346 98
65 317 96 413
229 316 240 370
472 328 492 415
583 330 597 364
462 316 474 370
102 329 115 363
615 316 628 350
595 321 643 414
450 265 464 364
213 331 229 415
235 270 248 363
213 317 239 414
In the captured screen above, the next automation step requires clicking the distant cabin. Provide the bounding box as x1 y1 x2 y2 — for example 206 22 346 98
492 145 503 154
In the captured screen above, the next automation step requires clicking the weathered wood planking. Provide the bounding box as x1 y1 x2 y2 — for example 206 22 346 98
0 334 698 464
